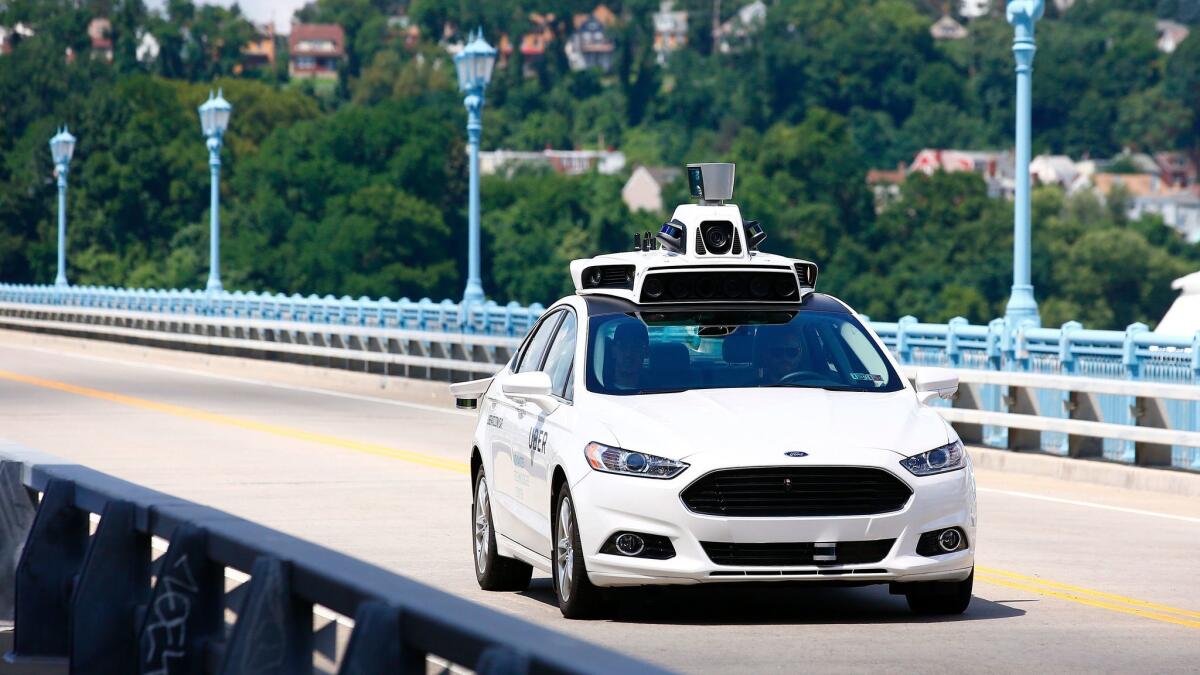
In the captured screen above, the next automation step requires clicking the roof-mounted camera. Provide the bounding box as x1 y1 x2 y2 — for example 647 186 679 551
569 161 818 304
686 163 735 205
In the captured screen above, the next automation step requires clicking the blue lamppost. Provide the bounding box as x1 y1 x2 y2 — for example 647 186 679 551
1004 0 1043 327
48 126 76 289
198 89 232 294
454 29 497 305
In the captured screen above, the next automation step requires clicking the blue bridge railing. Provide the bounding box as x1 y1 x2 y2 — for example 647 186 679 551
869 316 1200 470
0 283 545 337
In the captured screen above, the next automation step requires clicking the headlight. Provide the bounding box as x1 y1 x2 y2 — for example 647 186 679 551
584 442 688 479
900 440 965 476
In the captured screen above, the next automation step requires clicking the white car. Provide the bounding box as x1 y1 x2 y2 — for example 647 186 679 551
453 164 976 619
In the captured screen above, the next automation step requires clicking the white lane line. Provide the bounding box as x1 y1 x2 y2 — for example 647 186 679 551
0 342 475 418
979 487 1200 524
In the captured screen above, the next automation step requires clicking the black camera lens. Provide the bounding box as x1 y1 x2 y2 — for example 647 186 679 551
699 221 734 255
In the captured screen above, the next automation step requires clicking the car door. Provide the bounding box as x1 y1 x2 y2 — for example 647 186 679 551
513 309 578 556
489 310 563 550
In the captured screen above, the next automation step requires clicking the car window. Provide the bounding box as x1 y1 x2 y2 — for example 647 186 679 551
586 309 902 395
542 312 577 399
515 311 563 374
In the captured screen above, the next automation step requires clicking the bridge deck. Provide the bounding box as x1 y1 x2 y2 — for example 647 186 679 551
0 331 1196 673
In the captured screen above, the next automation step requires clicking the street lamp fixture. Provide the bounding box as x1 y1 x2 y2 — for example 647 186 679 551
197 89 232 295
48 126 76 289
1004 0 1043 327
454 29 497 306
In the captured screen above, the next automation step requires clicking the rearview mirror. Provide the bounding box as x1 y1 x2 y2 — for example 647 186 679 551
502 371 558 413
915 368 959 405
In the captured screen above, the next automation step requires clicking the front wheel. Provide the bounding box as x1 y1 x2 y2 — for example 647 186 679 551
904 569 973 615
473 469 532 591
553 484 605 619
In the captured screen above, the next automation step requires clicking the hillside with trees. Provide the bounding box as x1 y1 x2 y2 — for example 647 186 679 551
1 0 1199 328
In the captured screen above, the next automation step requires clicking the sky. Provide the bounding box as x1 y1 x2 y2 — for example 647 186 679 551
144 0 308 32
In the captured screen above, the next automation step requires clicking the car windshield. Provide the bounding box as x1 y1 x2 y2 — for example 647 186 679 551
585 309 903 396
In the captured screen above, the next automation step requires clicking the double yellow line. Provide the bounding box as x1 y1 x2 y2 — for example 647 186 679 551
3 367 1199 629
977 567 1200 629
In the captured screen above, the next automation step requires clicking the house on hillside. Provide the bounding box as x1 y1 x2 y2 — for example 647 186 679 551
930 15 968 41
1030 155 1078 188
289 23 345 80
1155 152 1197 189
482 149 626 178
958 0 990 20
653 1 688 65
1156 20 1189 54
520 13 557 76
88 17 113 62
241 23 276 71
623 166 682 213
566 6 617 72
866 164 907 212
717 0 766 54
911 148 1014 198
1087 164 1200 242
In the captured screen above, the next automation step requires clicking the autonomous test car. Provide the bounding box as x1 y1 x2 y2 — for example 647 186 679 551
451 163 976 619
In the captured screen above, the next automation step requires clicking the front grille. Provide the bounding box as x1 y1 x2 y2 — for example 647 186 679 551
680 467 912 517
701 539 896 566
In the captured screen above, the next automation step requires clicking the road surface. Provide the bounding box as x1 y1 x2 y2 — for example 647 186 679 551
0 332 1196 673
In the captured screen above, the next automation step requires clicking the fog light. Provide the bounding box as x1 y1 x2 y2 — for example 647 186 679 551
937 528 962 552
615 533 645 556
916 527 968 557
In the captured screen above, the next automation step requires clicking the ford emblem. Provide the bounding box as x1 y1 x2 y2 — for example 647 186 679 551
784 451 808 458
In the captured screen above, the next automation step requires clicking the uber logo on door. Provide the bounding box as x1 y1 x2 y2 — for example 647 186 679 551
528 428 549 455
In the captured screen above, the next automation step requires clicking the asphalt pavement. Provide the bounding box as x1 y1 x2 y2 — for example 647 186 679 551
0 331 1196 673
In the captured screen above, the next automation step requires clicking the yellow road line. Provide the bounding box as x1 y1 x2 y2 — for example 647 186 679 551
978 566 1200 620
976 573 1200 630
0 369 470 475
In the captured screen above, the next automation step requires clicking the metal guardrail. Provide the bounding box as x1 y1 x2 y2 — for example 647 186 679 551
0 283 545 337
0 451 667 674
0 301 519 379
900 368 1200 470
874 317 1200 470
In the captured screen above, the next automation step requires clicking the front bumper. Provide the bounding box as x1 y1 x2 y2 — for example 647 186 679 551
571 460 976 587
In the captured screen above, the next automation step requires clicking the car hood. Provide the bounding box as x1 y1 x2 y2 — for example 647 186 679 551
587 387 950 462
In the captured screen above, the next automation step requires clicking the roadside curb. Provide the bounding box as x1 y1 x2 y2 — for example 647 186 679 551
967 445 1200 498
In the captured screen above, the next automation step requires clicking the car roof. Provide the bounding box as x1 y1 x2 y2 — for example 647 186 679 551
576 293 853 316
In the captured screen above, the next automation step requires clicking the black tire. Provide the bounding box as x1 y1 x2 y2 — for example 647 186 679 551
552 483 606 619
472 468 532 591
904 569 973 615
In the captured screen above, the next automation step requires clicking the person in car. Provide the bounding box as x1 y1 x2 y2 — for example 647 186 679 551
760 328 807 384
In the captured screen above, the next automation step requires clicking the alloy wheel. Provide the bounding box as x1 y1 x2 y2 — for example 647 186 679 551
555 497 575 601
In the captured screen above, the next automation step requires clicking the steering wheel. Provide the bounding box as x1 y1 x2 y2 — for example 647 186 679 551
777 370 830 385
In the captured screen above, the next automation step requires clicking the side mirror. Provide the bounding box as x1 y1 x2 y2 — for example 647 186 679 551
502 371 559 413
915 368 959 405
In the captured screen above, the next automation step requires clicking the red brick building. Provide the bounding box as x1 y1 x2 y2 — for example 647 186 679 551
289 23 345 80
